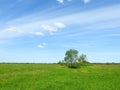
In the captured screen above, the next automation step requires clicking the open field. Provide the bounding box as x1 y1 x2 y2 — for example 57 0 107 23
0 64 120 90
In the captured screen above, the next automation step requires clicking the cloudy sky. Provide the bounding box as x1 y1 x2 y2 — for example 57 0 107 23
0 0 120 63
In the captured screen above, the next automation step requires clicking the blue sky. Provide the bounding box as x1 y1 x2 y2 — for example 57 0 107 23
0 0 120 63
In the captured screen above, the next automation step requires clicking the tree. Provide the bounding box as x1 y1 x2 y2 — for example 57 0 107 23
64 49 79 68
58 60 65 66
58 49 90 68
78 54 88 63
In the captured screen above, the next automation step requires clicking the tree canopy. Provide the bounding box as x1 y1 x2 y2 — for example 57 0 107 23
78 54 88 63
59 49 89 68
64 49 78 68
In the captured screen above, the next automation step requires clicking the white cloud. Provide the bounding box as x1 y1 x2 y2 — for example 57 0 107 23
54 22 65 28
5 26 24 34
40 22 65 34
83 0 91 4
57 0 64 4
42 43 47 45
0 22 65 39
40 25 57 32
56 0 72 4
0 26 24 39
37 45 44 48
31 32 44 36
6 26 18 32
37 43 47 48
0 4 120 39
55 4 120 26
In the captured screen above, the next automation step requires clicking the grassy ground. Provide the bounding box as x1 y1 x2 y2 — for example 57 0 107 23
0 63 120 90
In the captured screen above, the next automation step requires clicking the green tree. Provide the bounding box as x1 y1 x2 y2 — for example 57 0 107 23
58 60 65 66
64 49 79 68
78 54 88 63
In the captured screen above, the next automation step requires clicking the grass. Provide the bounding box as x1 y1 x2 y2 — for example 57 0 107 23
0 63 120 90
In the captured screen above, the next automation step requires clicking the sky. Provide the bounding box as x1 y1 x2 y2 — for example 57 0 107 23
0 0 120 63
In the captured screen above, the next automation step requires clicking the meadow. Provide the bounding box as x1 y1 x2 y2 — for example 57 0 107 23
0 63 120 90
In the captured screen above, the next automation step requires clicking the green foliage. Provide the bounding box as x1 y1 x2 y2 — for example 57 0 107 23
58 49 90 68
67 62 80 68
78 54 89 63
0 64 120 90
58 60 64 66
64 49 79 68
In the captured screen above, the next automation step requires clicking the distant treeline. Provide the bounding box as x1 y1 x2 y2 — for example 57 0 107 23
0 63 57 64
0 62 120 64
92 63 120 65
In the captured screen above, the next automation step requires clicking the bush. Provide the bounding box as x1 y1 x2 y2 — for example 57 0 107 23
67 62 80 68
58 60 64 66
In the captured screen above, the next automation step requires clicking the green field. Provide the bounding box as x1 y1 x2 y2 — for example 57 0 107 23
0 64 120 90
